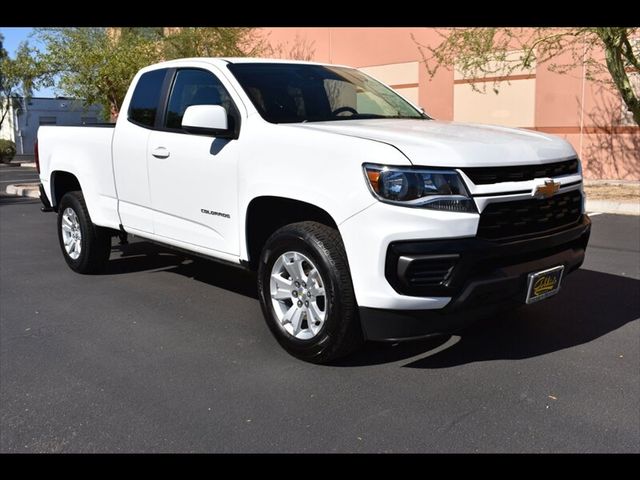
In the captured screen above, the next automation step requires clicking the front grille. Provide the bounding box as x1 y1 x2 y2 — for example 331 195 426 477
478 190 583 240
462 158 579 185
404 256 457 287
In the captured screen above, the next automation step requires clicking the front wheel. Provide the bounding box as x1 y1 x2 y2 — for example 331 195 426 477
57 191 111 274
257 221 363 363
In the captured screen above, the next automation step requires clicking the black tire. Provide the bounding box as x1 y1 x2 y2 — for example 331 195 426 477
57 191 111 274
257 221 363 363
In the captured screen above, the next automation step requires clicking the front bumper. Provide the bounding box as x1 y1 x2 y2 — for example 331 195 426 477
359 215 591 341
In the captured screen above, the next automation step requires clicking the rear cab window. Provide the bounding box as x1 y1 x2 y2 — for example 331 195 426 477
128 69 167 127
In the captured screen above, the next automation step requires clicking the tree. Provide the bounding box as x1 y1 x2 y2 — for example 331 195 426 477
34 28 161 121
0 34 40 131
161 27 267 59
33 27 268 121
270 33 316 61
414 28 640 126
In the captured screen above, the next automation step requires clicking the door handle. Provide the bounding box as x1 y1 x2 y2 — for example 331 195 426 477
151 147 170 159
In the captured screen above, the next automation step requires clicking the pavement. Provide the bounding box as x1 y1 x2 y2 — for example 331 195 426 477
0 179 638 452
1 165 39 199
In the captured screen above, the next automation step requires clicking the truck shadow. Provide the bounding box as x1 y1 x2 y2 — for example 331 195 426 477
337 269 640 368
107 240 258 299
0 195 40 206
106 242 638 368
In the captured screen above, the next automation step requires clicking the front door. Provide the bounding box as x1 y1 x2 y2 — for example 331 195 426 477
147 68 241 255
113 68 169 233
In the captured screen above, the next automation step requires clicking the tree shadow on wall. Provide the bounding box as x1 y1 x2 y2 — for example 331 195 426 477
579 86 640 180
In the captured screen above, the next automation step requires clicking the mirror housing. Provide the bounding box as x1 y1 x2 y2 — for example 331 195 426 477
182 105 231 137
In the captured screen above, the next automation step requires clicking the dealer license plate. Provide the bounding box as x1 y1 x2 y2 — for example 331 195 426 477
525 265 565 304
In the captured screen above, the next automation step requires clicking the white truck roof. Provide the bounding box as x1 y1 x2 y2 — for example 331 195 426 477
141 57 352 71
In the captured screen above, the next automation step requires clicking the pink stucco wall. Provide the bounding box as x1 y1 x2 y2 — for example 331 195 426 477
263 28 639 180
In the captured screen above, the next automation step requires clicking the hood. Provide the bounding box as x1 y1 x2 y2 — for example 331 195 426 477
296 119 576 168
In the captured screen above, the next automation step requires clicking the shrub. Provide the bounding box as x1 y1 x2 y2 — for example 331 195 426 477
0 139 17 164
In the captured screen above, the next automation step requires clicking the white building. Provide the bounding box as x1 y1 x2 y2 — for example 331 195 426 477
0 97 102 157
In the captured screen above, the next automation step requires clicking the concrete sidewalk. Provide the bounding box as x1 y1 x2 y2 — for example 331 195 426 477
1 155 35 167
585 199 639 215
583 180 639 215
5 183 40 199
1 161 36 168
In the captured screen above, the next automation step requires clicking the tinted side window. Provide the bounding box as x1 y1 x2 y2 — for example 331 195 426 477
128 69 166 127
165 69 236 130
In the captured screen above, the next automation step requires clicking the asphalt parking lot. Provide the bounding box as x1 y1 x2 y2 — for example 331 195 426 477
0 164 39 189
1 167 638 452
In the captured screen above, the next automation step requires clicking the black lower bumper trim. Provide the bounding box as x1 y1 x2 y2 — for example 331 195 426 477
360 303 514 342
362 217 591 341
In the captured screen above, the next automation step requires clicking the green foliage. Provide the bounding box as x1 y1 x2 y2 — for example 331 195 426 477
1 33 41 130
161 27 267 59
31 27 267 121
34 28 161 121
414 28 640 126
0 139 16 163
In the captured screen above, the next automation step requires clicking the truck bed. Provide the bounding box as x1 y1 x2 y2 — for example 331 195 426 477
38 125 120 229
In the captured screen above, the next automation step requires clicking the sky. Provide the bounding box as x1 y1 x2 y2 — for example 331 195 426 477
1 27 55 97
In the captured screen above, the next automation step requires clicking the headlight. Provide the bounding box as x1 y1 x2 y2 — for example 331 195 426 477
363 164 476 213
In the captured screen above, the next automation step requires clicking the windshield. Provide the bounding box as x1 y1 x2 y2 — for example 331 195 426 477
227 63 427 124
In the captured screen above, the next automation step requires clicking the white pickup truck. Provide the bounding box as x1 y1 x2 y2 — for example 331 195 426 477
37 58 591 363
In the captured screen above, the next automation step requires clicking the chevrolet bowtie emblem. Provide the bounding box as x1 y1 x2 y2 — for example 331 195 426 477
533 179 561 199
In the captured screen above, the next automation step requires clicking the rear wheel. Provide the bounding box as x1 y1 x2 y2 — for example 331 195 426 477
57 191 111 274
257 221 363 363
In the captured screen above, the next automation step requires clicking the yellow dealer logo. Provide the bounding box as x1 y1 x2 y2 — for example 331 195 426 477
533 179 561 199
533 275 558 296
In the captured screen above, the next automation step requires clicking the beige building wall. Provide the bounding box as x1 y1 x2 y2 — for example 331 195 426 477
454 79 536 127
453 50 537 127
0 100 16 142
359 61 420 105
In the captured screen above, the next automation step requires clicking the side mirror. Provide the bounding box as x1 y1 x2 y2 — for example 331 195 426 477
182 105 231 137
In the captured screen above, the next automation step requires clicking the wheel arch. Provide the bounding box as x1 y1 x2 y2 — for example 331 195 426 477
50 170 82 209
245 196 340 270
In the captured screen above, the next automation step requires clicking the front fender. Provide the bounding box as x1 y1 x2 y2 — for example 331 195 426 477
236 121 411 261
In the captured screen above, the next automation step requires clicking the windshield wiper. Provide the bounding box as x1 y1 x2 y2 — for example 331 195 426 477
298 113 427 123
305 114 396 122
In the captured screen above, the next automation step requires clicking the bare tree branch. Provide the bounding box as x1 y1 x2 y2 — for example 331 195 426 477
414 27 640 126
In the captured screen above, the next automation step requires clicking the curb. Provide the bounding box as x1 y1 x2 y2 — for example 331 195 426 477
5 183 40 199
584 179 640 187
585 199 640 216
0 162 36 168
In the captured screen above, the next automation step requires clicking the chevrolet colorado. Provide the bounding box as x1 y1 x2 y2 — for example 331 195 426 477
36 58 591 363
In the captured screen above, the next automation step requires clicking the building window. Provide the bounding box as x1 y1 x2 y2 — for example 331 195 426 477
39 116 57 125
81 117 98 124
